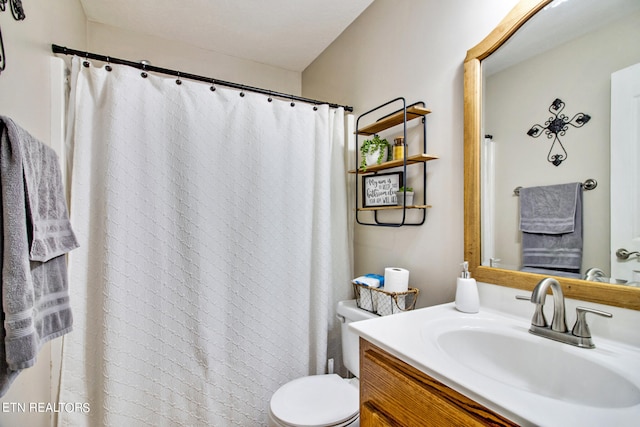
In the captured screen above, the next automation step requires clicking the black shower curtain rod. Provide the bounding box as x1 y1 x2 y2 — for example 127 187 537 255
51 44 353 112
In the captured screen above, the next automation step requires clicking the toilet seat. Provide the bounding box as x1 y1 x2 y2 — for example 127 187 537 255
269 374 359 427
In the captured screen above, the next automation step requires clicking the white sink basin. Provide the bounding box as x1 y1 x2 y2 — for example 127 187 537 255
431 318 640 408
349 303 640 426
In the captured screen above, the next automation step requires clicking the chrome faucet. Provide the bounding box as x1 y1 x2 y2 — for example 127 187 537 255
517 277 612 348
530 277 567 332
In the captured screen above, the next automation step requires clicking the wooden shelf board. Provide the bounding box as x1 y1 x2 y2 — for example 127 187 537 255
358 205 432 212
356 106 432 136
349 153 439 174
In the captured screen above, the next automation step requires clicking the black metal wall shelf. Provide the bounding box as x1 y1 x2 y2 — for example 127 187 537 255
353 98 438 227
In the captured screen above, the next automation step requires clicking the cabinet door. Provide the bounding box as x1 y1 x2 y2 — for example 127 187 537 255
361 402 404 427
360 339 518 427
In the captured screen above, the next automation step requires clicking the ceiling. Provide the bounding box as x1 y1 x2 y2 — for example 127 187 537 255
79 0 375 72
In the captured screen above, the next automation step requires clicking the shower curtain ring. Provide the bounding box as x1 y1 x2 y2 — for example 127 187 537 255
176 72 182 85
290 98 295 107
83 52 90 68
267 91 273 103
105 56 112 72
239 86 245 97
210 79 216 92
141 63 148 78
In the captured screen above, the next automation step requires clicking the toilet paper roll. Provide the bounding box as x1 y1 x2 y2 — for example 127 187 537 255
384 267 410 293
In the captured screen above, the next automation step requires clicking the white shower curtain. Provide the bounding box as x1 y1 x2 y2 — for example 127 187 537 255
58 57 352 426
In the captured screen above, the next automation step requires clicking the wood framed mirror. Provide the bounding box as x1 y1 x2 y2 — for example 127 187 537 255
463 0 640 310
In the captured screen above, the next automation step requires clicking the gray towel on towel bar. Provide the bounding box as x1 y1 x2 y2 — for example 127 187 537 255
0 116 78 397
519 183 583 273
519 182 580 234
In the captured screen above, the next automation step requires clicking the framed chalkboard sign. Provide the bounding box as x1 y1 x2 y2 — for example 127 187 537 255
362 172 403 208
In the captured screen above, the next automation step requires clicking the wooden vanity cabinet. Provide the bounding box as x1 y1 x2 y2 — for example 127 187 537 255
359 338 518 427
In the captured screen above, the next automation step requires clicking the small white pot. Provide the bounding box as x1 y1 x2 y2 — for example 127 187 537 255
364 147 388 167
395 191 414 206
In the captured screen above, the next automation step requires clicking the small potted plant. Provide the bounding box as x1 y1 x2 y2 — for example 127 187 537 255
360 135 390 171
395 186 414 206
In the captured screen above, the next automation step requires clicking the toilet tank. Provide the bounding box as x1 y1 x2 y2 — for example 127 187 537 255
337 299 377 378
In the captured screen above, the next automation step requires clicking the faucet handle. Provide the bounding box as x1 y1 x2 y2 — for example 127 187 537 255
515 295 547 327
571 306 613 338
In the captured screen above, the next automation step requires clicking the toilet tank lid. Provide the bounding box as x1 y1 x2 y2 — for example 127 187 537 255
337 299 378 322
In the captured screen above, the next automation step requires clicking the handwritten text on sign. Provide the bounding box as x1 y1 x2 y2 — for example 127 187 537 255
362 172 403 207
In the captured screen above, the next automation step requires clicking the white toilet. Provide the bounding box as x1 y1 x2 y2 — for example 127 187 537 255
268 299 377 427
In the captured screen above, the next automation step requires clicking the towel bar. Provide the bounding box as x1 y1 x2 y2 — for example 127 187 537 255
513 179 597 196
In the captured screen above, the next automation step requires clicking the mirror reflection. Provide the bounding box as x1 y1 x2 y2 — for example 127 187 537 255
481 0 640 284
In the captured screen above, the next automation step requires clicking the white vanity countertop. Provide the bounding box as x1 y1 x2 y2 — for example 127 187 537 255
349 302 640 427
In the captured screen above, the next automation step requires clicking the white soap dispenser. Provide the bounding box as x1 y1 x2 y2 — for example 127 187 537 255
455 261 479 313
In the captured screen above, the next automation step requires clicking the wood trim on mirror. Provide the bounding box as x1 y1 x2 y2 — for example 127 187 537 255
463 0 640 310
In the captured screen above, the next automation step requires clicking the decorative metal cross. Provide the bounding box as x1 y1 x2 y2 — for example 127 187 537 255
526 98 591 166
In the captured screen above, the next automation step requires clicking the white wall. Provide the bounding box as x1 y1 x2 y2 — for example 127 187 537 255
486 11 640 275
0 3 86 426
0 1 86 142
302 0 520 307
87 22 302 96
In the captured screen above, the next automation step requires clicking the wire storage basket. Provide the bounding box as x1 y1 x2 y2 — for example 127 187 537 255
352 282 419 316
